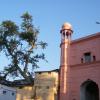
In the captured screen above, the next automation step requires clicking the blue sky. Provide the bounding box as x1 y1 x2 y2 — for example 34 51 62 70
0 0 100 72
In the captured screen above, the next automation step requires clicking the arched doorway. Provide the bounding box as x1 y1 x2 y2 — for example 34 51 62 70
80 80 99 100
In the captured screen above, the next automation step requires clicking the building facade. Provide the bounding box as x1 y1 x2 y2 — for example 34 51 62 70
59 23 100 100
14 69 58 100
0 84 16 100
34 69 59 100
16 84 34 100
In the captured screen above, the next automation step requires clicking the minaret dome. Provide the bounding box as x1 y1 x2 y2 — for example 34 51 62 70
60 22 73 39
62 22 72 30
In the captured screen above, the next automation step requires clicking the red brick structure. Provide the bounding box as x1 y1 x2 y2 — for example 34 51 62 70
59 23 100 100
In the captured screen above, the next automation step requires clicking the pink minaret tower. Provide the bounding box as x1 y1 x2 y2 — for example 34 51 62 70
59 23 73 100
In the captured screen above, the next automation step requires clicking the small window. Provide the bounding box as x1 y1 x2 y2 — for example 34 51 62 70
46 86 49 89
38 72 42 74
63 32 66 37
93 56 96 61
12 92 15 96
73 99 76 100
54 84 56 87
84 52 91 63
48 72 51 74
19 86 23 89
3 90 6 94
81 58 83 63
38 86 41 89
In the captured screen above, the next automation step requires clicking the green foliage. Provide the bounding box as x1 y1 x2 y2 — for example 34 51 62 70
0 12 47 83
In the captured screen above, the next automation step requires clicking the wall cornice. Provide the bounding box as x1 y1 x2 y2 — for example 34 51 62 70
71 32 100 45
70 60 100 68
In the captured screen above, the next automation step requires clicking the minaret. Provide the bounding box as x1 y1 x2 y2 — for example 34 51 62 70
59 23 73 100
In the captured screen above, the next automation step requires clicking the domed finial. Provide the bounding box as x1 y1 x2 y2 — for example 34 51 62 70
62 22 72 30
60 22 73 34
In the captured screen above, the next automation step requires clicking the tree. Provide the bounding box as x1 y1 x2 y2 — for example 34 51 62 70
0 12 47 83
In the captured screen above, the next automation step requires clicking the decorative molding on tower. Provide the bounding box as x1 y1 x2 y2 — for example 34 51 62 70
60 22 73 66
59 22 73 100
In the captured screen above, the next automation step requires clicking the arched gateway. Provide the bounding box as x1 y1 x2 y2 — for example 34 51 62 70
80 80 99 100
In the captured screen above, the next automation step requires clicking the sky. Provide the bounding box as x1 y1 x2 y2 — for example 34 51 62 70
0 0 100 72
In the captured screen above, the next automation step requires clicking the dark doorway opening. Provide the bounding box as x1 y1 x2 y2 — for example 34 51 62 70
80 80 99 100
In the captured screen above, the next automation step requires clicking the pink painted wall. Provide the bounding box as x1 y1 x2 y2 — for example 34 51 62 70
68 33 100 100
69 63 100 100
69 33 100 65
